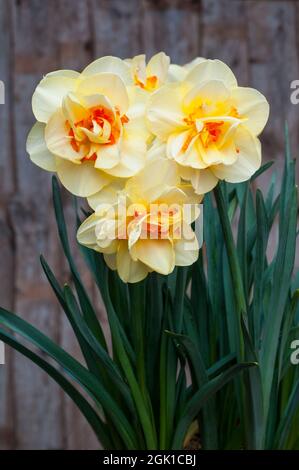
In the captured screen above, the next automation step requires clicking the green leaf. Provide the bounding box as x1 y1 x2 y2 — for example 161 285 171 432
52 176 107 349
274 379 299 449
63 284 135 415
0 328 111 449
172 362 257 449
0 307 138 449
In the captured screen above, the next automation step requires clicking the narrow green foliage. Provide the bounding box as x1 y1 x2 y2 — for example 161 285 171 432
0 131 297 450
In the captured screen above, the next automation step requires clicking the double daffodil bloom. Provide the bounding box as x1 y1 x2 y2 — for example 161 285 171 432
77 158 201 283
126 52 170 92
26 57 150 197
147 59 269 194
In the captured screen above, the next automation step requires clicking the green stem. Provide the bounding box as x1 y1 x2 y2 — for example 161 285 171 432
102 272 158 450
173 267 188 333
129 282 146 397
214 184 247 338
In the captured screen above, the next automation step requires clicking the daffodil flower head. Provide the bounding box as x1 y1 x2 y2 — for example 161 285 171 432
26 57 150 197
77 158 202 283
147 59 269 194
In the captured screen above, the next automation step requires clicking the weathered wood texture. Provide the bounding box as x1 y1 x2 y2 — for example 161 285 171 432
0 0 298 449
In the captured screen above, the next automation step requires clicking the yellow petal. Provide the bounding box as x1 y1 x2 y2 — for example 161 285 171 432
32 75 78 123
104 253 117 271
183 80 231 110
212 127 261 183
117 241 149 283
201 142 238 166
105 132 146 178
130 54 147 84
186 59 238 90
77 213 118 254
77 213 99 246
45 110 86 162
130 239 175 275
62 93 88 127
168 64 188 82
125 157 180 203
172 134 208 170
45 70 80 79
167 130 193 159
147 83 187 140
190 168 219 194
87 180 125 211
146 52 170 84
174 224 199 266
81 56 132 85
126 86 148 120
26 122 56 171
95 144 121 170
55 157 111 197
76 73 129 115
231 87 269 136
184 57 206 71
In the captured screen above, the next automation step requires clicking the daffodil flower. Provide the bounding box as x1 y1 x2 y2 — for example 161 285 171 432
77 158 202 283
26 57 150 197
147 59 269 194
126 52 170 92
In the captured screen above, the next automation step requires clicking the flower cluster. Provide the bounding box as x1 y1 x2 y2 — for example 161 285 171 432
27 53 269 282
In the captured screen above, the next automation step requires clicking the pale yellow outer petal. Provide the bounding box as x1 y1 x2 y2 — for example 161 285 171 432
125 157 180 203
130 55 147 84
147 83 187 140
130 239 175 275
190 168 219 194
87 180 125 211
147 139 167 161
26 122 56 172
104 130 146 178
231 87 270 136
81 56 132 85
45 110 86 162
212 127 261 183
95 144 121 170
55 157 111 197
183 80 231 109
117 241 149 283
185 59 238 90
62 93 88 127
104 253 117 271
171 134 208 170
76 73 129 115
174 224 199 266
126 86 148 120
168 64 188 82
201 142 238 166
146 52 170 84
77 213 98 246
32 75 78 123
45 70 81 79
184 57 206 71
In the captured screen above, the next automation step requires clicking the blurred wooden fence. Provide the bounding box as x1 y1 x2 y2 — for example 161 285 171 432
0 0 299 449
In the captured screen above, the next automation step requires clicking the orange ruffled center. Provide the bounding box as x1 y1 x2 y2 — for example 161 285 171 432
183 105 240 151
134 74 158 91
67 106 129 162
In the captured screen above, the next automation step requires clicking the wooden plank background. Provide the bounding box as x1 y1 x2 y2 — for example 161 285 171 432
0 0 298 449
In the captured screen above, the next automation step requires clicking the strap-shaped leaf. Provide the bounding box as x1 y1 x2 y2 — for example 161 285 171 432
0 307 138 449
172 362 257 449
0 329 111 449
